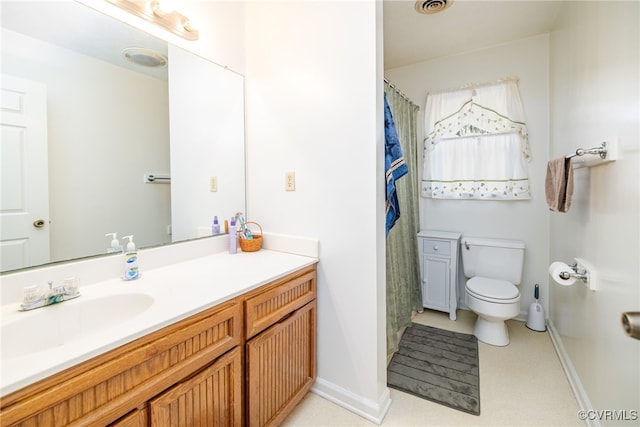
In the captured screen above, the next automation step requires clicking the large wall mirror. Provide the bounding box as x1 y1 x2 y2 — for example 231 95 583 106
0 1 246 273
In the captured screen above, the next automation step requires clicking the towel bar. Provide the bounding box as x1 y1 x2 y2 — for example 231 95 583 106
565 141 607 159
144 173 171 184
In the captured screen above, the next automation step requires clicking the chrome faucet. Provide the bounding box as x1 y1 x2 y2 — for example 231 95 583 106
19 278 80 311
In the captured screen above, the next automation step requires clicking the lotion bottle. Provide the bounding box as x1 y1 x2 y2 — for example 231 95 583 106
228 217 237 254
106 233 123 254
212 216 220 235
122 235 140 281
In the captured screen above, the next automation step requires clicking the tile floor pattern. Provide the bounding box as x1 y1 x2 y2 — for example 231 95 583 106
282 309 583 426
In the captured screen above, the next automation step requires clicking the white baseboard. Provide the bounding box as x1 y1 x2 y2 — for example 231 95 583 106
311 377 392 425
547 320 597 427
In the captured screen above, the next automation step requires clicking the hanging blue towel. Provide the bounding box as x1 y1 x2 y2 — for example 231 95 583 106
384 93 408 236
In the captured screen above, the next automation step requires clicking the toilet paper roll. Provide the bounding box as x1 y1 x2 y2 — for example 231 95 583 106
549 261 576 286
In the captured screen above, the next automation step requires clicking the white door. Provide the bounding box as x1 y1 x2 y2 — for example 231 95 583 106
0 74 50 271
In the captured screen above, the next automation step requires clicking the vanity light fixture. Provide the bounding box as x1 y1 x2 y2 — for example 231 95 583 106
106 0 199 41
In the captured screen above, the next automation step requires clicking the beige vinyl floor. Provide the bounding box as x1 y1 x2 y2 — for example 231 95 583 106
282 309 583 427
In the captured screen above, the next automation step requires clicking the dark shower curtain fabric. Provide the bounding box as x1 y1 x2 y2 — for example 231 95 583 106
384 93 408 235
384 82 423 355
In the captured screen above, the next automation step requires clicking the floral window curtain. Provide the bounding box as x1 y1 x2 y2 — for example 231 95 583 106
422 78 531 200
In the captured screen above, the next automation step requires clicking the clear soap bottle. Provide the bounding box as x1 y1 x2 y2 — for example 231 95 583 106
106 233 123 254
122 235 140 281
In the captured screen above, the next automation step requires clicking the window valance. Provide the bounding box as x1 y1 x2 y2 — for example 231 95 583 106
422 78 531 200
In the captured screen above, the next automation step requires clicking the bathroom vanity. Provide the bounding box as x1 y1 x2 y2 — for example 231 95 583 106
417 230 461 320
0 238 318 427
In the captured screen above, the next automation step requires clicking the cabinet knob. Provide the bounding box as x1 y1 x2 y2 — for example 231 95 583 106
433 245 439 251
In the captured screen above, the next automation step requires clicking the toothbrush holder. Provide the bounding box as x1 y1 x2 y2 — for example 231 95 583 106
239 222 263 252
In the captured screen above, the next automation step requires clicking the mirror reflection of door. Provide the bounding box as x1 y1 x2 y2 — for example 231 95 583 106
0 74 50 270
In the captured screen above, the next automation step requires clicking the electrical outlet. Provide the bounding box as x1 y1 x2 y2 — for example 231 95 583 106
210 176 218 192
285 171 295 191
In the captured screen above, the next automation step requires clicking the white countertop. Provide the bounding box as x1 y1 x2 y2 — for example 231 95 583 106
0 249 317 396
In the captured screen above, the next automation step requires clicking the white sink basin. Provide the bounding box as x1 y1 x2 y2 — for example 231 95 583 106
1 293 154 360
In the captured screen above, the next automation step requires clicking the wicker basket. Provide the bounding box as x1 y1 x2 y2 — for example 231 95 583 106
238 222 263 252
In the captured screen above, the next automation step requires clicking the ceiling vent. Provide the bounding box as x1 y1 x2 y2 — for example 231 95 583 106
414 0 454 15
122 47 167 68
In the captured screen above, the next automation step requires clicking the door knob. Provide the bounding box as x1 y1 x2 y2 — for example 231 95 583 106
622 312 640 340
33 219 46 228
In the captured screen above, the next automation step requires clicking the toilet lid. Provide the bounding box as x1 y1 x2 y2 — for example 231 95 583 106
467 277 519 300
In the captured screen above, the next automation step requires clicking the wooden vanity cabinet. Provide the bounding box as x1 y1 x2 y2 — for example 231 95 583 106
1 263 317 427
0 300 243 427
110 346 243 427
148 347 243 426
244 267 317 427
109 408 148 427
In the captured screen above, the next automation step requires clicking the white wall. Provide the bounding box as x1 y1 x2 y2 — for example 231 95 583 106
168 45 245 241
549 1 640 419
244 1 391 422
385 34 551 317
1 28 171 261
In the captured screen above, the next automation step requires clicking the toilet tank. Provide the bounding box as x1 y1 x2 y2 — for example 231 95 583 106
460 237 525 285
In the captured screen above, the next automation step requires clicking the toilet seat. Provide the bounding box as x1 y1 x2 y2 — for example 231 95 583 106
466 277 520 303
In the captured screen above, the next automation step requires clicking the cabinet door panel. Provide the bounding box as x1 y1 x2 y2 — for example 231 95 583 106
245 269 316 339
109 408 148 427
246 301 316 427
149 347 242 427
422 255 450 311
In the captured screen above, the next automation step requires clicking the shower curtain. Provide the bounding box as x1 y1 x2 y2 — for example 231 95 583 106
384 81 422 355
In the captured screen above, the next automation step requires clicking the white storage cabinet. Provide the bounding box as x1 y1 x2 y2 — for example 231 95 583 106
417 230 461 320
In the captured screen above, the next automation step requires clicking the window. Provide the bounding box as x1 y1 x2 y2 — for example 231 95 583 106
422 78 531 200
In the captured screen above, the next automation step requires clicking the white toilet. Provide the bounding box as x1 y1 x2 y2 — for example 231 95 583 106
460 237 525 346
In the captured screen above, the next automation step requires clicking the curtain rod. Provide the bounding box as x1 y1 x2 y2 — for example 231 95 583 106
384 78 420 109
427 76 519 96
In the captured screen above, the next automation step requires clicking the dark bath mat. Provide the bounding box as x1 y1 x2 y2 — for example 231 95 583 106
387 323 480 415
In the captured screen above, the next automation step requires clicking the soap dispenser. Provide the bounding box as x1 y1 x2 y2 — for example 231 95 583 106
106 233 123 254
122 235 140 281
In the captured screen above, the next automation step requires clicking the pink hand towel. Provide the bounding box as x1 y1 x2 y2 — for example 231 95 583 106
545 157 574 212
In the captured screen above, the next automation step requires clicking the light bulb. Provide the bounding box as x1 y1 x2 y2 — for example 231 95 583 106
152 0 175 16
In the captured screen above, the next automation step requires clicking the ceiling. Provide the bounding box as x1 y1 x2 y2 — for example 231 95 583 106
383 0 562 69
3 1 561 75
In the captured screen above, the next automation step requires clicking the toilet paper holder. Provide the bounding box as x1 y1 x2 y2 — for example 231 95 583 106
559 262 588 282
558 258 597 291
